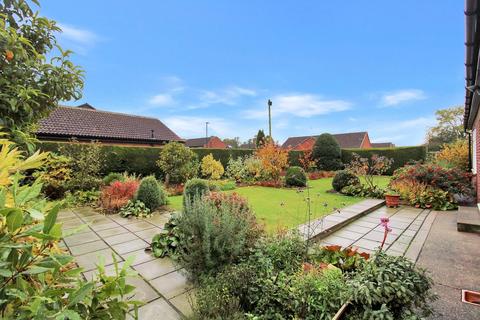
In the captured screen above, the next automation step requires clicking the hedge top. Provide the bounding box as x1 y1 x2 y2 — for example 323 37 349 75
38 141 425 177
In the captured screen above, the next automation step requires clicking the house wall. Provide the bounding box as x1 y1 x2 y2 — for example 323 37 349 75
292 138 316 151
361 134 372 149
206 136 227 149
473 113 480 203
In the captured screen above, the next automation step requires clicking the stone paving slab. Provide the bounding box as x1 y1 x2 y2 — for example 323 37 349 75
315 205 435 259
298 199 385 241
59 208 189 319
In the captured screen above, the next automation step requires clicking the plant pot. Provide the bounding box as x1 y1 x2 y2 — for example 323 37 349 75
385 194 400 208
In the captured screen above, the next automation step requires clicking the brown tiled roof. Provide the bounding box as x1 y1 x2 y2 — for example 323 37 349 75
371 142 395 148
36 105 181 143
281 136 315 149
185 137 213 147
282 132 368 149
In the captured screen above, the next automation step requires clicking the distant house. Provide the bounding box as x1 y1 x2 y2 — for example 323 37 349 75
185 136 226 149
282 132 372 151
36 103 182 146
371 142 395 148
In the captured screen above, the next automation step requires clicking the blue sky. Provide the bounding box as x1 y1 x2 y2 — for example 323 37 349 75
43 0 463 145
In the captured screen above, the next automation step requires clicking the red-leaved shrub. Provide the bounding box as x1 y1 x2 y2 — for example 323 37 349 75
100 180 140 212
308 171 335 180
391 163 474 197
254 180 284 188
165 184 184 196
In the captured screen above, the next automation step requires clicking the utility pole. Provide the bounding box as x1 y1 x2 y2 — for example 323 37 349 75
267 99 272 139
205 122 209 147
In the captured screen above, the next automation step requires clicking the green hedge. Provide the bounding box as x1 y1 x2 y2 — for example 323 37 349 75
38 142 255 177
39 142 426 177
341 146 427 175
39 142 164 176
192 148 254 167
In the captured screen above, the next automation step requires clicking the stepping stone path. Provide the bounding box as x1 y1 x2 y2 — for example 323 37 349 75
58 207 191 319
299 200 437 261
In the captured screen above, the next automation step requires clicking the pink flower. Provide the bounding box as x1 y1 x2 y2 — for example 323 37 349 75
379 217 392 251
380 217 390 227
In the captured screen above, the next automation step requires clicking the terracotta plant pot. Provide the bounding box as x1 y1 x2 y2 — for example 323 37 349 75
385 194 400 208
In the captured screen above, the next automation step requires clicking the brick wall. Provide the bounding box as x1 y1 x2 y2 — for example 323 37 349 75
361 133 372 149
206 136 227 149
292 137 316 151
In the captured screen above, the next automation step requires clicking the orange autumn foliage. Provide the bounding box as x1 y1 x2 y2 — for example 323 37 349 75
255 142 289 181
435 139 469 171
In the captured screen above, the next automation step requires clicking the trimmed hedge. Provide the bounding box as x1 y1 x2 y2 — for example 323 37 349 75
39 142 426 177
192 148 254 167
39 142 163 176
341 146 427 175
38 142 254 177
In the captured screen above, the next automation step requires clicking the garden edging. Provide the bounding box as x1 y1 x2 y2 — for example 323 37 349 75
298 198 385 241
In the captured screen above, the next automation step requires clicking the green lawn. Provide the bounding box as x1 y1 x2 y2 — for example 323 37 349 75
168 176 391 232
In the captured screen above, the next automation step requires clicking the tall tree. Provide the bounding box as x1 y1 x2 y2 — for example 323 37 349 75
223 137 240 148
256 129 266 148
426 106 466 151
0 0 84 147
312 133 343 170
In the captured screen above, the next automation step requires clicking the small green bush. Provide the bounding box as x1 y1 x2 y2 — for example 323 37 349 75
119 200 151 218
183 178 210 207
346 251 436 319
58 140 105 191
285 166 307 187
176 196 261 281
208 180 236 191
225 157 246 182
192 233 345 320
312 133 343 170
135 176 166 211
103 172 125 186
332 170 360 192
157 142 199 185
151 214 180 258
341 184 385 199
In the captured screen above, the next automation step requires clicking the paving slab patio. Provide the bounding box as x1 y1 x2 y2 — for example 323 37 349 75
315 205 435 259
59 207 190 319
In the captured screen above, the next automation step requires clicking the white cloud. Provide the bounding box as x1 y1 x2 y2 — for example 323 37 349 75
197 86 257 107
368 116 435 145
380 89 426 106
147 76 186 106
163 116 257 140
396 116 435 129
148 94 175 106
244 94 351 119
160 76 185 93
57 23 98 45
